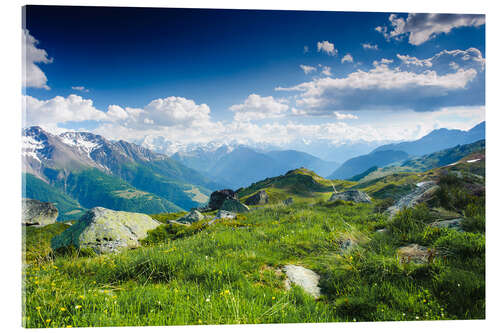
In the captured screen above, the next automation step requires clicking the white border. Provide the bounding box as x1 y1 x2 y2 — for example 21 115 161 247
1 1 498 333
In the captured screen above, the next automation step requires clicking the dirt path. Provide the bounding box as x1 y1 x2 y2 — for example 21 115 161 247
386 181 438 217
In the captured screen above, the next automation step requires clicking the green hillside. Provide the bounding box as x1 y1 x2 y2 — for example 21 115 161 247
22 173 86 221
22 158 485 327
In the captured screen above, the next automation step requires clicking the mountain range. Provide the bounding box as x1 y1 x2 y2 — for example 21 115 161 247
22 126 218 220
328 121 485 180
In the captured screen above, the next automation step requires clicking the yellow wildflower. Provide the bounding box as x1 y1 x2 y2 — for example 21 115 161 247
75 305 82 310
35 306 41 311
46 319 51 323
60 307 66 312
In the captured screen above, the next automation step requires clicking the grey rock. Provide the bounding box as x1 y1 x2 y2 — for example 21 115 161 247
430 218 463 231
207 210 237 225
245 190 269 205
329 190 371 203
220 198 250 213
386 181 438 217
208 189 238 210
177 209 204 224
397 244 437 264
51 207 160 254
283 197 294 206
22 198 58 227
339 238 357 252
283 264 321 299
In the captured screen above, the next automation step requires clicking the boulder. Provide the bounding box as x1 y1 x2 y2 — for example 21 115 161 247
207 210 237 225
283 197 294 206
329 190 371 203
282 265 321 299
220 198 250 213
244 190 269 205
208 189 238 210
430 218 463 231
177 209 204 224
22 198 58 227
51 207 160 254
397 244 437 264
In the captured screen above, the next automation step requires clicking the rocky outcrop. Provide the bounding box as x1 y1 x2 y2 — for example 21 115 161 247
220 198 250 213
208 189 238 210
387 181 438 217
283 197 294 206
176 209 204 224
329 190 371 203
282 265 321 299
430 218 463 231
208 210 237 225
22 198 58 227
244 190 269 205
51 207 160 254
397 244 437 264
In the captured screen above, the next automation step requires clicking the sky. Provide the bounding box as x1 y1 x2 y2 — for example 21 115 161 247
22 6 486 154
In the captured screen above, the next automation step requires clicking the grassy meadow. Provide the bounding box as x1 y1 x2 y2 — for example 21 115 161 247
22 171 485 328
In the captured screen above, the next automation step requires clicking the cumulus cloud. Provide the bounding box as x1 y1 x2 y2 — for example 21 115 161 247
23 94 107 127
300 64 317 74
317 41 338 56
230 94 289 122
372 58 394 66
72 86 90 92
362 43 378 50
376 13 485 45
397 47 485 70
276 48 483 112
397 54 433 67
320 65 332 76
22 29 52 90
341 54 354 64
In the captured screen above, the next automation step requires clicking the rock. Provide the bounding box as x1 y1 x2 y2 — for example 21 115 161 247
208 189 238 210
220 198 250 213
283 197 294 206
329 190 371 203
282 264 321 299
430 218 463 231
51 207 160 254
375 228 388 234
397 244 437 264
22 198 58 227
386 181 438 217
207 210 237 225
339 238 357 252
244 190 269 205
177 209 204 224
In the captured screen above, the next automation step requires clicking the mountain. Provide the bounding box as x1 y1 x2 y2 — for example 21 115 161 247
328 150 410 180
373 121 485 156
172 146 339 189
356 140 485 183
22 126 217 216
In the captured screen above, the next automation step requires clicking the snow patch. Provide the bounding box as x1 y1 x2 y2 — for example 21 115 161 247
467 159 480 163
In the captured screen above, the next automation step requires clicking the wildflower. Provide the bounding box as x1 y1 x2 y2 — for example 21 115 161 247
46 319 51 323
79 295 85 299
415 316 419 320
272 296 276 300
66 325 72 328
36 306 41 311
112 295 117 299
457 283 461 287
224 290 230 295
75 305 82 310
206 298 210 302
423 299 426 303
198 319 202 324
60 307 66 312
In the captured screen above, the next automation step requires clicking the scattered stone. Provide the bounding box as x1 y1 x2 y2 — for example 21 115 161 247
329 190 371 203
282 264 321 299
338 238 357 252
430 218 463 231
397 244 437 264
208 189 238 210
22 198 58 227
220 198 250 213
244 190 269 205
375 228 388 234
176 209 204 224
283 197 294 206
207 210 237 225
386 181 438 217
51 207 160 254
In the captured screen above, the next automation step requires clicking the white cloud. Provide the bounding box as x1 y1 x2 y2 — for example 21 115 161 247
334 112 358 120
142 97 211 127
341 54 354 64
373 58 394 66
362 43 378 50
303 46 309 53
397 54 433 67
23 94 107 127
320 65 332 76
230 94 289 122
317 41 337 56
300 64 317 74
376 13 485 45
22 29 52 90
72 86 90 92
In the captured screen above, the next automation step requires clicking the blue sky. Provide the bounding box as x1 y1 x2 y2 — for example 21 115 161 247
23 6 486 153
